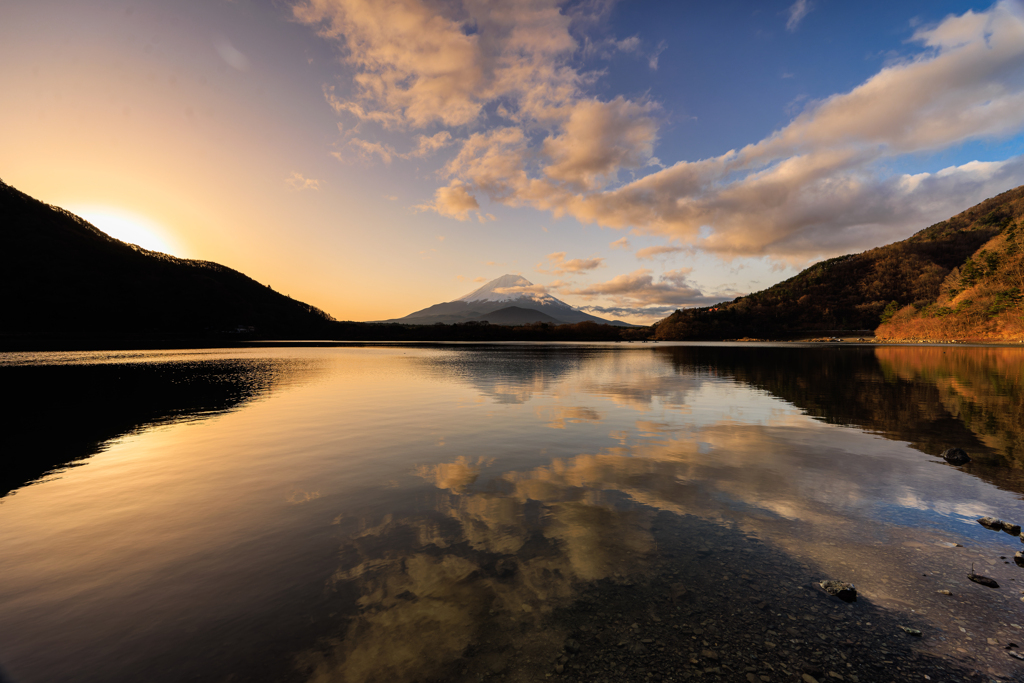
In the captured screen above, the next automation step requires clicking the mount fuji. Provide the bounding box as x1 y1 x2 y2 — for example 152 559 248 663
385 274 633 327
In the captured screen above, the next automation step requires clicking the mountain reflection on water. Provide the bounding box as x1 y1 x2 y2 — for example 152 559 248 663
1 344 1024 683
0 349 329 497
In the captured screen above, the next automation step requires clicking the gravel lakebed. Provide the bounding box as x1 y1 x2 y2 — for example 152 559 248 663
441 512 1024 683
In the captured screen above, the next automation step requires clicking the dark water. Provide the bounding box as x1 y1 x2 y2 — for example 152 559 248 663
2 343 1024 682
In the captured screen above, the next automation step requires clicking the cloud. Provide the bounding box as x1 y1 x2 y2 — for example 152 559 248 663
566 268 717 307
540 251 604 274
542 97 660 190
418 181 480 221
635 245 683 260
648 40 667 70
214 36 250 71
299 0 660 208
494 283 559 298
296 0 580 129
580 304 680 320
786 0 812 32
454 1 1024 260
285 171 321 190
304 0 1024 264
402 131 454 159
349 137 394 164
610 236 631 250
297 0 486 128
616 36 641 53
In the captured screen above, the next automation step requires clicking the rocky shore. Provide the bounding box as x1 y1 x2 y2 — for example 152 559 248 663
440 512 1024 683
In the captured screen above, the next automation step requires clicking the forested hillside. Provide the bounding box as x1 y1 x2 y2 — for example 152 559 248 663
653 186 1024 341
876 188 1024 340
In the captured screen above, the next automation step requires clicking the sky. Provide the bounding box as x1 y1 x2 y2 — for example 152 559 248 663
3 0 1024 324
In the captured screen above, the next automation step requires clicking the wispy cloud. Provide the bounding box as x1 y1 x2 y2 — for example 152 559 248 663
285 171 321 190
610 236 631 250
635 245 683 260
539 251 605 274
401 131 454 159
786 0 812 32
349 137 394 164
214 35 250 71
648 40 667 70
566 268 713 306
580 304 680 321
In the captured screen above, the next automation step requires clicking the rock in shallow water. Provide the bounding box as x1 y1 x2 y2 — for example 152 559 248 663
942 447 971 465
968 571 999 588
978 516 1003 530
819 580 857 602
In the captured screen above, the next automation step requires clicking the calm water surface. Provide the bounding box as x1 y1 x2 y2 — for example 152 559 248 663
2 343 1024 682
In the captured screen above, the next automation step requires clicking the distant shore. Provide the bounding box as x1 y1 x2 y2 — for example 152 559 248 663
5 334 1024 353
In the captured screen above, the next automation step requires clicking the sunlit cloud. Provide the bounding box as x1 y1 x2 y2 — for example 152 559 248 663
580 304 680 321
349 137 394 164
541 97 659 191
610 236 631 250
538 251 604 274
401 131 454 159
417 180 484 221
566 268 722 308
285 171 321 191
301 0 1024 266
635 245 683 260
494 281 566 298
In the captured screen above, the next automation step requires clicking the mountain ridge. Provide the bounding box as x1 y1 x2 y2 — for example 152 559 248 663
652 185 1024 341
1 178 336 339
386 274 634 327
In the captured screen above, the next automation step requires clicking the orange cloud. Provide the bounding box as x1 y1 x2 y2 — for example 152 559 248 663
284 171 321 191
635 245 683 260
566 268 718 308
420 181 480 221
539 251 604 275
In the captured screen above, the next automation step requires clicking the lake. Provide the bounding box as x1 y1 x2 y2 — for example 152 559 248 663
2 343 1024 683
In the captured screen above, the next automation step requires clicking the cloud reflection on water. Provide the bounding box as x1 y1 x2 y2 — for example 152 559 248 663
304 344 1024 682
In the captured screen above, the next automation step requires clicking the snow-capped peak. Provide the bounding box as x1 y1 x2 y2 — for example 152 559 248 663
457 274 544 303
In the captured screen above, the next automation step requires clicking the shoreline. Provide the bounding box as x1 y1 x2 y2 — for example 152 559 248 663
5 337 1024 353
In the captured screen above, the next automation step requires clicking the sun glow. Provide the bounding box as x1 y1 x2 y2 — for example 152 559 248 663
69 207 184 257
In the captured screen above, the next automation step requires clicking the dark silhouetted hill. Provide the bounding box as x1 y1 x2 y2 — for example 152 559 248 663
652 185 1024 340
0 357 322 497
1 179 335 341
